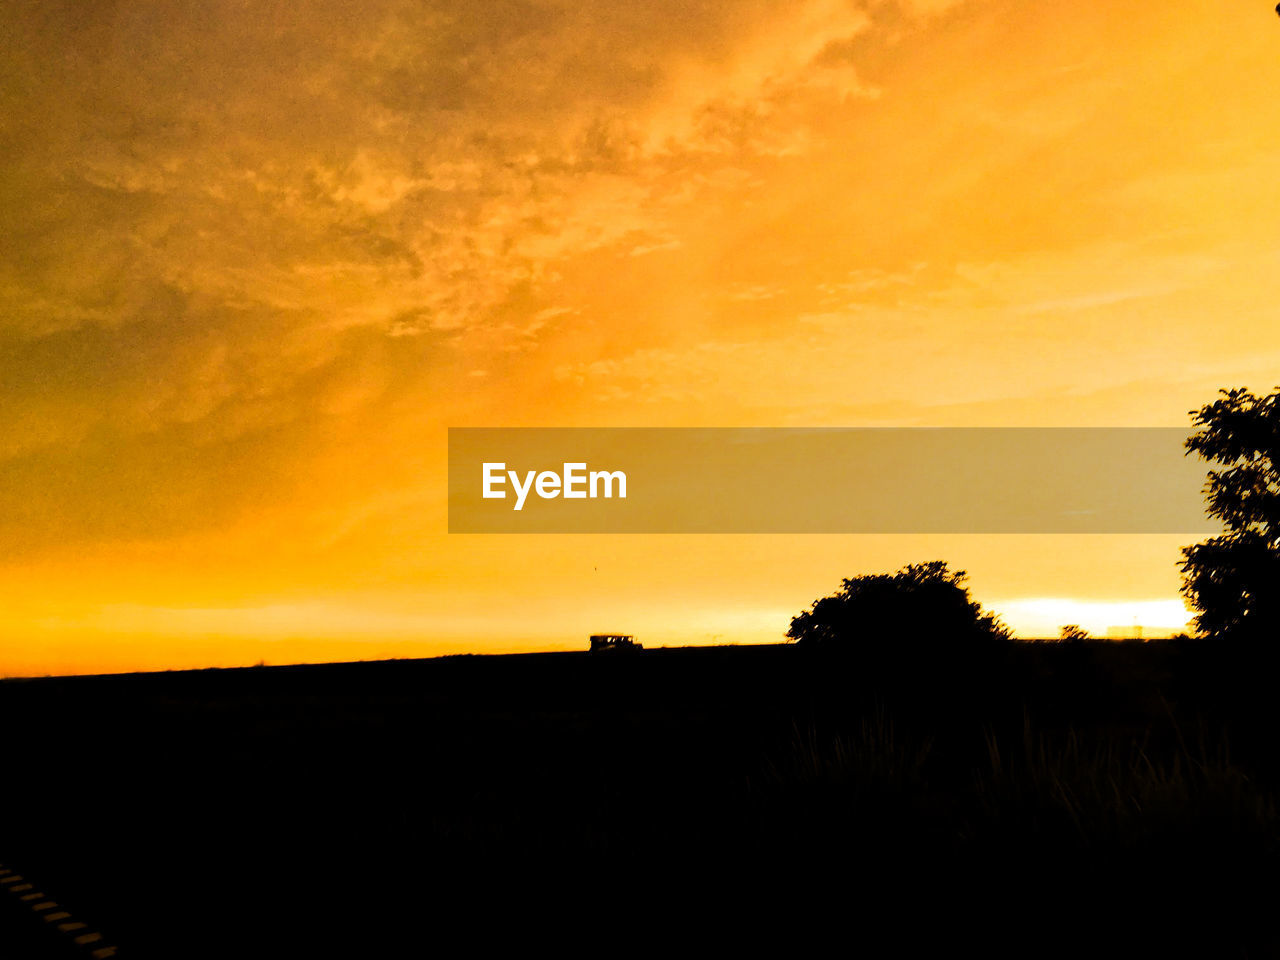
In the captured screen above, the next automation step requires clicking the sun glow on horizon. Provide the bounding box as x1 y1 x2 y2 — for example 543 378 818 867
993 598 1195 639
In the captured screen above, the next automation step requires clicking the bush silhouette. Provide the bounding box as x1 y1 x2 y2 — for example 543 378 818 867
1180 387 1280 643
786 560 1011 650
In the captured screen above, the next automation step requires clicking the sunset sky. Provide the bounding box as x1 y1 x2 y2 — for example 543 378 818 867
3 0 1280 674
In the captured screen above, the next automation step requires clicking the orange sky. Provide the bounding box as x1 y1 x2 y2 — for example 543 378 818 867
3 0 1279 674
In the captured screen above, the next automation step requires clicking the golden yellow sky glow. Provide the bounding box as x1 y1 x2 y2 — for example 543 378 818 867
3 0 1280 674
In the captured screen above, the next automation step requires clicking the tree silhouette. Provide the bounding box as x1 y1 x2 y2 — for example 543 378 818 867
786 560 1011 649
1180 387 1280 642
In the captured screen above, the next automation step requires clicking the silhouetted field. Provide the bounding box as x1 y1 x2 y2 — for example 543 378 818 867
2 641 1279 956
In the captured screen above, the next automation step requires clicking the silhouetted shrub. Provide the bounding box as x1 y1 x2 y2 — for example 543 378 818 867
786 560 1011 652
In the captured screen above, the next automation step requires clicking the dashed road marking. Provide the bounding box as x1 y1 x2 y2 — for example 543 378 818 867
0 859 120 956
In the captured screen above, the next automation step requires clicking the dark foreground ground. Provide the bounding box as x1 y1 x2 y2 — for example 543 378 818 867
2 640 1279 957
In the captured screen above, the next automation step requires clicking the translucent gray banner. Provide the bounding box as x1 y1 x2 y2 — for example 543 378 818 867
448 428 1219 534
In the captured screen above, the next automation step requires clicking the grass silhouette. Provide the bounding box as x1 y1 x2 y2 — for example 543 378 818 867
2 641 1279 954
